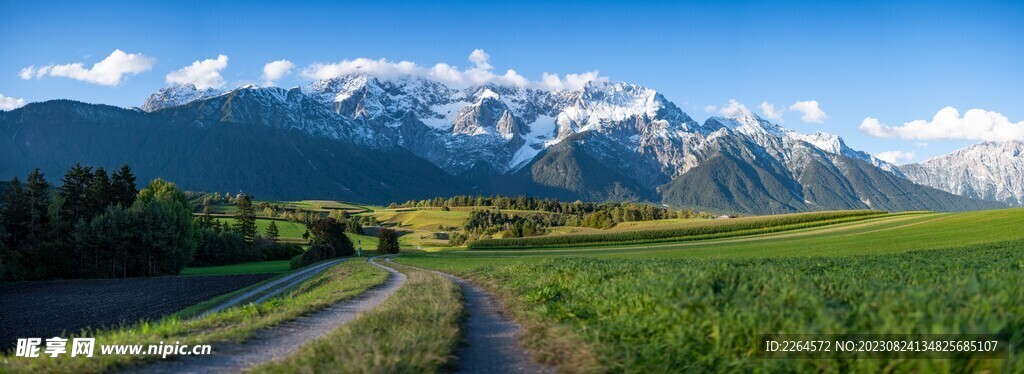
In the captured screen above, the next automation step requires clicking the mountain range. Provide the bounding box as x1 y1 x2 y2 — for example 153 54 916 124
899 141 1024 205
0 75 1010 214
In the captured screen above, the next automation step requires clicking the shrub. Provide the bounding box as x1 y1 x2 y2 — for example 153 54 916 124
377 228 400 254
255 239 304 261
289 253 305 270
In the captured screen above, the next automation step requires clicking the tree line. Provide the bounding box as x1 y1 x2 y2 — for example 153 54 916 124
0 164 201 280
392 194 715 227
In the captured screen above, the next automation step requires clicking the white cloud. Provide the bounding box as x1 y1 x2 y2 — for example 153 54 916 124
759 101 784 121
789 100 829 123
703 105 718 112
166 55 229 89
300 49 605 90
719 99 753 118
468 49 492 70
261 59 295 86
19 50 155 86
859 107 1024 142
0 93 26 110
18 67 34 80
875 150 916 165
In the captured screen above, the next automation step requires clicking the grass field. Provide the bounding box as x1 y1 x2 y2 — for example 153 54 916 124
180 260 291 276
214 218 308 241
396 208 1024 372
279 200 377 213
467 210 888 249
367 209 470 231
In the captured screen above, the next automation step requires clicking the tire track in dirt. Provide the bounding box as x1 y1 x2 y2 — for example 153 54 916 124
385 258 554 374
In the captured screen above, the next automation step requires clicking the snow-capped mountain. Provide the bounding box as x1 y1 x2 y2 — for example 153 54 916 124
141 83 224 112
900 141 1024 205
301 74 711 180
2 73 995 213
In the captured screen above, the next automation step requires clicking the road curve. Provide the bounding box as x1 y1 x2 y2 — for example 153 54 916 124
385 258 555 374
121 257 406 374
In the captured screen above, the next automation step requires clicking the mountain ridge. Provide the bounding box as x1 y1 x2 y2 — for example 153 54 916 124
0 76 1004 213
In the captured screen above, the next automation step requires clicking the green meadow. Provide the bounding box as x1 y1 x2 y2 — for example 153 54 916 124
396 208 1024 372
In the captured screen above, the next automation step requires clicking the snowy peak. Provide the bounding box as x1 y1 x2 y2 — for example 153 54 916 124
901 141 1024 204
707 111 786 137
142 83 224 112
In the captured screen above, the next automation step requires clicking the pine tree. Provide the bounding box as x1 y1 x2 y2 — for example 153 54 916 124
234 194 257 245
88 167 112 217
1 178 29 250
266 220 280 242
59 164 93 227
110 164 138 207
25 168 50 243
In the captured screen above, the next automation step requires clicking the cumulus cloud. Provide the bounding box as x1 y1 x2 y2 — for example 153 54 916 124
719 99 754 118
789 100 828 123
166 55 229 89
875 150 916 165
859 107 1024 142
468 49 493 70
300 49 605 91
0 93 26 110
261 59 295 86
759 101 784 121
18 50 155 86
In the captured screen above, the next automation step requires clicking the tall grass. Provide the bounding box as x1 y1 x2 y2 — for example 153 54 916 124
469 210 886 249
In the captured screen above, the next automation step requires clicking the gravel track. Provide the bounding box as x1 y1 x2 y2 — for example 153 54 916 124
121 257 406 373
199 258 347 318
386 258 554 373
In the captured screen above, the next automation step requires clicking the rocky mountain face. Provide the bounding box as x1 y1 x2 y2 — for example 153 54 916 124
141 83 224 112
0 75 1002 213
900 141 1024 205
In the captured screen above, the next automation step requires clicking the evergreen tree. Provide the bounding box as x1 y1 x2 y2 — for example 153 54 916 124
266 220 280 242
110 164 138 207
234 194 257 245
58 164 93 228
377 228 400 254
25 169 50 243
1 178 29 250
88 167 112 217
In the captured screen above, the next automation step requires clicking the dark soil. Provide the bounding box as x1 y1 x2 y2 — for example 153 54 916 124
0 273 276 351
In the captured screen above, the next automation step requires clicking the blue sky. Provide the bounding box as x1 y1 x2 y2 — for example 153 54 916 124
2 0 1022 163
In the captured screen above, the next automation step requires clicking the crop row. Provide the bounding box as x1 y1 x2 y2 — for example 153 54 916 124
468 210 887 249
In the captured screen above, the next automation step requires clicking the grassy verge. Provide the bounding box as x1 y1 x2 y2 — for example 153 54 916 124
401 242 1024 372
180 260 291 276
0 259 388 373
171 270 295 319
255 260 463 373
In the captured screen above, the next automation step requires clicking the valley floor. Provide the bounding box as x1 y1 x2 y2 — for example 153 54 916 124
3 208 1021 373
